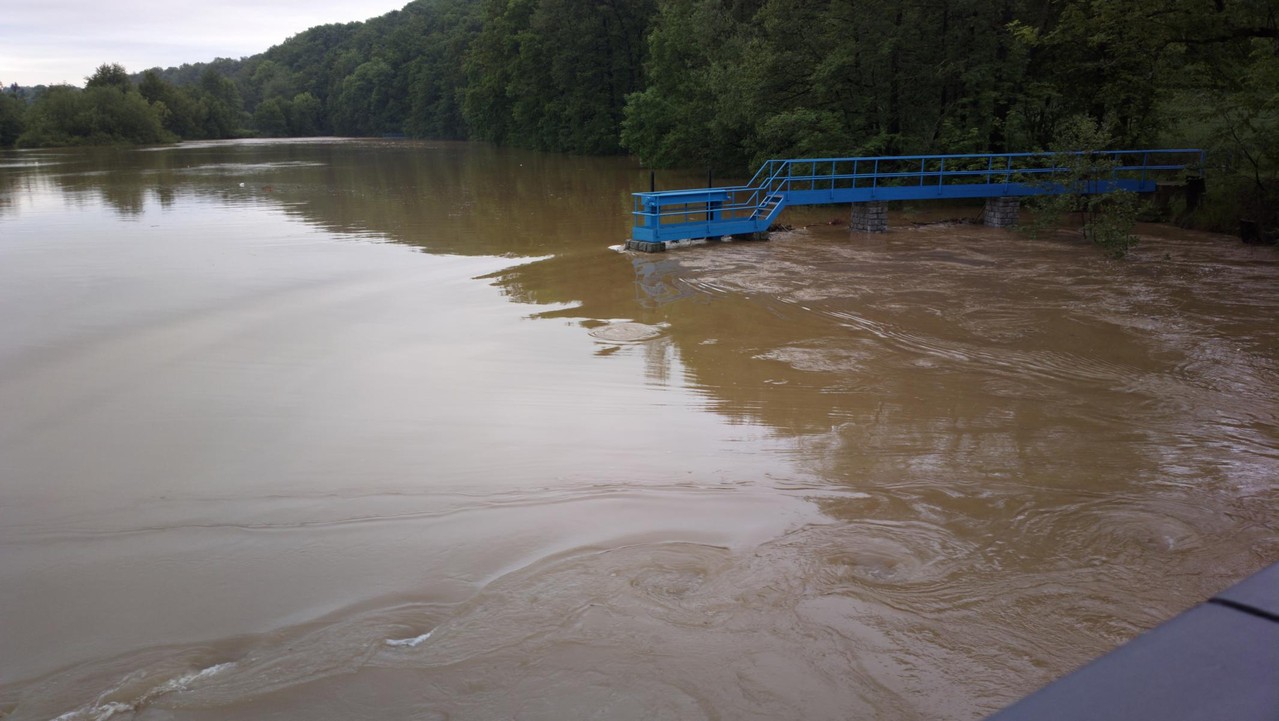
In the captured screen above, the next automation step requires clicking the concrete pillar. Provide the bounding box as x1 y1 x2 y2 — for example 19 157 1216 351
850 201 888 232
625 239 666 253
984 196 1020 228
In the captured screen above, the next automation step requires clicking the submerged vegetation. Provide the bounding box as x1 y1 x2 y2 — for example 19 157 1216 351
1022 117 1144 258
2 0 1276 238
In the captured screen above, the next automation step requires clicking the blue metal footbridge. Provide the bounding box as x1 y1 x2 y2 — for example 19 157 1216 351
630 149 1204 246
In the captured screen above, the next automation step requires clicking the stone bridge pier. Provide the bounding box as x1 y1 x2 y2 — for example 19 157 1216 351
984 197 1020 228
849 197 1021 232
850 201 888 232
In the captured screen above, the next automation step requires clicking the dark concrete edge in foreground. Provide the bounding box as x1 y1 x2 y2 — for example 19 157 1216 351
984 561 1279 721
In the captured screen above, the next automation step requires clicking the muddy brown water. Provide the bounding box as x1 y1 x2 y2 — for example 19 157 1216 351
1 139 1276 720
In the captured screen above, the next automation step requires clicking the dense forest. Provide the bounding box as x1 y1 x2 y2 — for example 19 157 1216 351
2 0 1276 230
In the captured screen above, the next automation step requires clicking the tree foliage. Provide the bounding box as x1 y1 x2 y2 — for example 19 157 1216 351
1024 116 1143 258
17 77 173 147
12 63 248 147
85 63 133 92
0 83 25 147
463 0 654 154
623 0 1052 172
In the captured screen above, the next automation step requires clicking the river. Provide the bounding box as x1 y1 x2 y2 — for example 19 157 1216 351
1 138 1276 720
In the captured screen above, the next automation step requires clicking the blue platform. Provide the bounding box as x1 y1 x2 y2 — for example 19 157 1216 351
631 149 1204 244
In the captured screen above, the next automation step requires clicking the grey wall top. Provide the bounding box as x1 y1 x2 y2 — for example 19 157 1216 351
985 562 1279 721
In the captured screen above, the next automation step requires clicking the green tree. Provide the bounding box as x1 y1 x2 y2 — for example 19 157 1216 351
332 57 397 135
287 92 324 135
85 63 133 92
462 0 538 145
1199 48 1279 233
465 0 655 154
1024 116 1142 258
245 59 297 110
403 0 481 139
17 81 172 147
194 69 244 138
620 0 750 170
138 69 203 137
623 0 1041 172
1159 0 1279 235
253 96 291 136
0 83 25 146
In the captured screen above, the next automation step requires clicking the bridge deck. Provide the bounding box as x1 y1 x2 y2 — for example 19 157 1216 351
631 150 1204 244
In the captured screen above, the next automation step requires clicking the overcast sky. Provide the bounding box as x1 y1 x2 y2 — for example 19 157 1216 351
2 0 406 87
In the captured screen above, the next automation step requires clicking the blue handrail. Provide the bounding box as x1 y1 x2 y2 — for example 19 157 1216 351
631 149 1205 244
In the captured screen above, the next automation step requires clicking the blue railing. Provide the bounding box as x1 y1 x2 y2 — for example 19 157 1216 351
631 149 1204 243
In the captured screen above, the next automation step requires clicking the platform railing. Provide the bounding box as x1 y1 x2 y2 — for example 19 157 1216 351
631 149 1204 243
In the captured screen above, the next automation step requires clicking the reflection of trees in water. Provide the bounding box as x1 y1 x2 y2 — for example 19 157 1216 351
100 184 147 216
16 140 660 253
20 145 192 217
0 161 20 213
154 185 176 209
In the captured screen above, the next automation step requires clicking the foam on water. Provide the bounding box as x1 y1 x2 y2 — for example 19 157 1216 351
153 663 237 694
50 702 134 721
45 663 236 721
385 630 433 648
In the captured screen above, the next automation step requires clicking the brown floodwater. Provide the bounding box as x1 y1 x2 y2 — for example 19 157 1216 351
0 139 1275 720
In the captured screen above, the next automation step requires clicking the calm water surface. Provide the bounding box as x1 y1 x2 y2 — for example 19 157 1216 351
1 139 1276 720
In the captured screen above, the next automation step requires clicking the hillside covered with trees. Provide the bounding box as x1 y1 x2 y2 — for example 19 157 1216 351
2 0 1276 229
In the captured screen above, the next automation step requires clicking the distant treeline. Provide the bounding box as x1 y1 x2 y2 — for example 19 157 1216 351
2 0 1276 188
1 63 243 148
